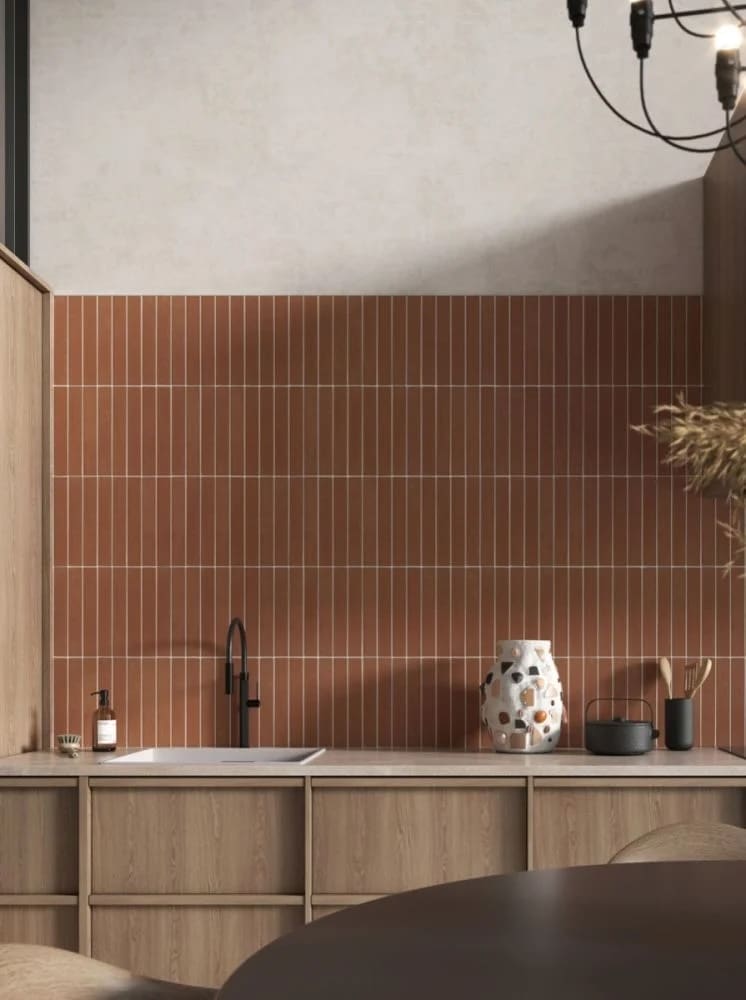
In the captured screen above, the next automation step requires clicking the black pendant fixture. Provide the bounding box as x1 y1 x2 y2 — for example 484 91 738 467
567 1 746 167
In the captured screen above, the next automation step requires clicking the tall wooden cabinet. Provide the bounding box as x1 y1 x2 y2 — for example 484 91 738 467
0 246 51 757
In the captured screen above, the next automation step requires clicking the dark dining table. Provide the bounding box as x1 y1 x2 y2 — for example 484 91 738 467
217 860 746 999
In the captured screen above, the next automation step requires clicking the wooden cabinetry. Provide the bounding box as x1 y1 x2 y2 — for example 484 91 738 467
312 779 526 898
91 906 303 988
532 780 746 869
2 772 746 989
88 779 305 987
91 780 304 893
0 779 78 950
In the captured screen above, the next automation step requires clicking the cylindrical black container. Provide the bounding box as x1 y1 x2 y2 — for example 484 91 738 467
665 698 693 751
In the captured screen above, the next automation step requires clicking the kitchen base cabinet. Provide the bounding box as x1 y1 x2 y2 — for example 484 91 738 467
533 781 746 869
0 906 78 950
91 781 305 894
0 783 77 894
91 906 304 988
312 780 527 894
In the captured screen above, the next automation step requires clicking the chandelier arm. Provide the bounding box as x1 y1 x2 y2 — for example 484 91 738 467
726 112 746 163
575 29 655 135
638 59 746 152
668 0 714 37
577 30 746 142
720 0 746 25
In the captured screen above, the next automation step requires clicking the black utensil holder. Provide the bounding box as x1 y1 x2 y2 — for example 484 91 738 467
664 698 693 751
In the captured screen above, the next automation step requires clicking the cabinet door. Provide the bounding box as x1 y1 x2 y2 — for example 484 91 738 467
0 786 77 893
312 780 526 894
92 906 304 988
0 908 78 951
533 782 746 869
91 782 304 893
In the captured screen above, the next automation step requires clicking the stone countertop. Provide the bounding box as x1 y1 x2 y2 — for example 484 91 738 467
0 747 745 778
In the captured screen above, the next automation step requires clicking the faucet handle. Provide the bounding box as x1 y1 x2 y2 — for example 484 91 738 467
247 695 261 709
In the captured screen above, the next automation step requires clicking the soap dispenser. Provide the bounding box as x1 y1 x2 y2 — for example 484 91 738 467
91 689 117 751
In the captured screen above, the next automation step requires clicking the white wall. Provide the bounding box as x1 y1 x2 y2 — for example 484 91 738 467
30 0 719 294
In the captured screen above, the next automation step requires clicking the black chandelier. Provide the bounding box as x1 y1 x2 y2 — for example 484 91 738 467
567 1 746 167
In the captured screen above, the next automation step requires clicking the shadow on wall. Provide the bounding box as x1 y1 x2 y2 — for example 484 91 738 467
384 181 702 296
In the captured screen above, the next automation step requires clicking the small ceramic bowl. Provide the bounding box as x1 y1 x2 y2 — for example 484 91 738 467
57 734 81 757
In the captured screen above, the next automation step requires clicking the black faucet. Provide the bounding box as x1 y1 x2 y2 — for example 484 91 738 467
224 617 261 748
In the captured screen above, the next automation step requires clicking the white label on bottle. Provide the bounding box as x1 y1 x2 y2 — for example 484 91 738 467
97 720 117 745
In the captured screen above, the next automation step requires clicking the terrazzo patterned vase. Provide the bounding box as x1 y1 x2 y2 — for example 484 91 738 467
480 640 563 754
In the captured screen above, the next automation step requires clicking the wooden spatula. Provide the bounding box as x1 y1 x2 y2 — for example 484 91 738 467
685 659 712 700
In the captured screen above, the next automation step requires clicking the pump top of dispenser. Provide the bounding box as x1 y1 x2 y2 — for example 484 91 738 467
91 689 110 707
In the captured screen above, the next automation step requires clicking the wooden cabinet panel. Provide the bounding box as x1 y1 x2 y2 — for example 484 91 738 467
92 786 304 893
0 254 47 758
0 907 78 950
313 906 346 920
91 906 304 988
312 782 526 894
533 785 746 869
0 788 77 893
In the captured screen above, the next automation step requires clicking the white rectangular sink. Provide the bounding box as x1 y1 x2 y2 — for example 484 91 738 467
102 747 325 765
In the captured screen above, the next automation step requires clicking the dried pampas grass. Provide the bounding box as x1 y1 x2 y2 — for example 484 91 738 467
634 396 746 573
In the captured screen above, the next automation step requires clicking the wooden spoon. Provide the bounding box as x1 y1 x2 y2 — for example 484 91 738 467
658 657 673 700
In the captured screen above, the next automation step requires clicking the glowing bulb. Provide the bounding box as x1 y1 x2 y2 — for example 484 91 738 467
716 24 743 52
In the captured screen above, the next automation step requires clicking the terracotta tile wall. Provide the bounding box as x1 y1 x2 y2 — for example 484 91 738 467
51 295 744 750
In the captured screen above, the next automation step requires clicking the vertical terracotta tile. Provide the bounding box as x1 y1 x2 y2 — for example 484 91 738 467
141 296 156 385
98 565 112 659
67 297 83 385
112 297 127 386
53 296 68 386
53 389 68 476
171 297 187 385
142 658 157 747
155 297 171 386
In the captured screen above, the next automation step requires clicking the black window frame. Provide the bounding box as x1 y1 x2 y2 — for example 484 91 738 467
4 0 29 263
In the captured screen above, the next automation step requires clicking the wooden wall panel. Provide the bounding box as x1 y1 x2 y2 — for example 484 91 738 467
0 787 77 893
533 786 746 870
91 906 304 988
0 907 78 951
312 784 526 894
0 247 49 756
703 95 746 404
91 787 305 893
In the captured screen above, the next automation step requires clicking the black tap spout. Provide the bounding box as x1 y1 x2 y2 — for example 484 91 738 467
225 617 260 748
225 617 248 695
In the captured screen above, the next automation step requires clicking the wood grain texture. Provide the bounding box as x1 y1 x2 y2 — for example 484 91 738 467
312 784 526 894
0 908 78 951
78 779 91 955
704 95 746 404
91 787 305 893
0 943 216 999
312 907 346 921
0 257 46 757
0 788 77 893
92 906 303 989
533 787 746 869
610 822 746 863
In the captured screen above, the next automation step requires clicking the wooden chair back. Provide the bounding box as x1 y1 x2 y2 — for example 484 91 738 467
610 822 746 864
0 943 216 999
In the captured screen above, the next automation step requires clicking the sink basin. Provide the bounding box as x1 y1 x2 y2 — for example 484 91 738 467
102 747 325 765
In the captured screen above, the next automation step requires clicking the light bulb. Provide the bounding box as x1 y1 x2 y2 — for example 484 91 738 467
716 24 743 52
